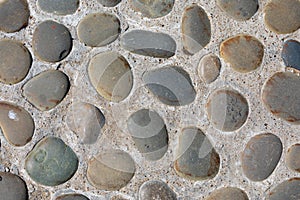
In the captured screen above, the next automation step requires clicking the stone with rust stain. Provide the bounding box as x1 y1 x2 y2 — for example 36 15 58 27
130 0 174 18
38 0 79 15
97 0 121 7
206 187 249 200
56 194 89 200
139 180 177 200
282 39 300 71
267 178 300 200
286 144 300 173
0 172 28 200
198 53 221 84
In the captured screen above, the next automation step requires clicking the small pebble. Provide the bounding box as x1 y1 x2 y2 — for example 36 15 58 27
37 0 79 15
198 53 221 84
139 180 177 200
97 0 121 7
130 0 174 18
0 172 28 200
267 178 300 200
282 39 300 70
286 144 300 173
56 194 89 200
110 195 128 200
206 187 249 200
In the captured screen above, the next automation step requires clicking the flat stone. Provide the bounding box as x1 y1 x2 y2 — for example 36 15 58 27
139 180 177 200
97 0 121 7
143 66 196 106
121 30 176 58
87 149 136 190
22 70 70 111
241 133 282 181
181 4 211 55
33 20 72 62
264 0 300 34
38 0 79 15
56 194 89 200
267 178 300 200
25 136 79 186
88 51 133 102
174 127 220 180
127 109 168 161
198 53 221 84
220 35 264 73
0 0 30 33
0 39 32 84
282 39 300 70
206 89 249 132
206 187 249 200
0 101 34 146
0 172 28 200
77 13 120 47
66 102 105 144
261 71 300 124
130 0 174 18
286 144 300 172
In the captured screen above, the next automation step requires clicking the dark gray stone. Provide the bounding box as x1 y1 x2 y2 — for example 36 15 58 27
97 0 121 7
282 39 300 70
38 0 79 15
267 178 300 200
139 180 177 200
56 194 89 200
206 187 249 200
131 0 174 18
0 172 28 200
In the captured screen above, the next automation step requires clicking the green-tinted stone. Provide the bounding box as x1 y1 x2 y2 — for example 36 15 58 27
198 53 221 84
0 172 28 200
38 0 79 15
286 144 300 173
130 0 174 18
97 0 121 7
139 180 177 200
206 187 249 200
56 194 89 200
267 178 300 200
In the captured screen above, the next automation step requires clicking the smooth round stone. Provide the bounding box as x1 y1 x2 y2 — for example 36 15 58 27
33 20 72 62
0 0 30 33
282 39 300 70
262 71 300 124
206 187 249 200
38 0 79 15
242 133 282 181
87 149 136 190
206 89 249 132
181 4 211 55
121 30 176 58
220 35 264 73
130 0 174 18
286 144 300 172
66 102 105 145
216 0 258 21
56 194 89 200
127 109 168 161
0 172 28 200
0 101 34 146
88 51 133 102
0 39 32 84
22 70 70 111
174 127 220 180
264 0 300 34
198 53 221 84
97 0 121 7
143 66 196 106
25 136 79 186
77 13 120 47
139 180 177 200
267 178 300 200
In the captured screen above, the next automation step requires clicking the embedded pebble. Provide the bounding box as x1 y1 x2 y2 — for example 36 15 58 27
77 13 120 47
286 144 300 172
66 102 105 145
181 4 211 55
0 39 32 84
121 30 176 58
25 136 79 186
130 0 174 18
282 39 300 70
198 53 221 84
56 194 89 200
206 89 249 132
264 0 300 34
267 178 300 200
33 20 72 62
241 133 282 181
206 187 249 200
88 51 133 102
174 127 220 180
110 196 128 200
0 0 30 33
0 172 28 200
97 0 121 7
38 0 79 15
87 149 136 190
220 35 264 73
139 180 177 200
0 101 34 146
127 109 168 161
262 71 300 124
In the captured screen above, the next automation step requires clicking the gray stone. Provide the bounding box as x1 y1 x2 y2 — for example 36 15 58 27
0 172 28 200
206 187 249 200
267 178 300 200
110 196 128 200
198 53 221 84
38 0 79 15
282 39 300 71
130 0 174 18
286 144 300 173
56 194 89 200
97 0 121 7
139 180 177 200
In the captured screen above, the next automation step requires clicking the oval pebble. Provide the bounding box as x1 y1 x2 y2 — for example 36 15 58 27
33 20 72 62
130 0 174 18
0 101 34 146
220 35 264 73
0 172 28 200
282 39 300 71
56 194 89 200
87 149 136 190
241 133 282 181
0 0 30 33
267 178 300 200
97 0 121 7
0 39 32 84
286 144 300 173
77 13 120 47
25 136 79 186
206 187 249 200
88 51 133 102
174 127 220 180
127 109 168 161
38 0 79 15
181 4 211 55
143 66 196 106
121 30 176 58
206 89 249 132
198 53 221 84
139 180 177 200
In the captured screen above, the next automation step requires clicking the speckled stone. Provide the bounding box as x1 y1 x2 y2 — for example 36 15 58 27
206 89 249 132
0 0 30 33
143 66 196 106
0 101 34 146
97 0 121 7
206 187 249 200
77 13 120 47
25 136 79 186
32 20 72 62
241 133 282 181
22 70 70 111
121 30 176 58
130 0 174 18
139 180 177 200
267 178 300 200
0 39 32 84
0 172 28 200
198 53 221 84
181 4 211 55
174 127 220 180
38 0 79 15
220 35 264 73
88 51 133 102
282 39 300 70
286 144 300 173
56 194 89 200
87 149 136 190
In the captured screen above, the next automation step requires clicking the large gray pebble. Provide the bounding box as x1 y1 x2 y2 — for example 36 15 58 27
139 180 177 200
0 172 28 200
130 0 174 18
198 53 221 84
38 0 79 15
282 39 300 71
97 0 121 7
206 187 249 200
267 178 300 200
